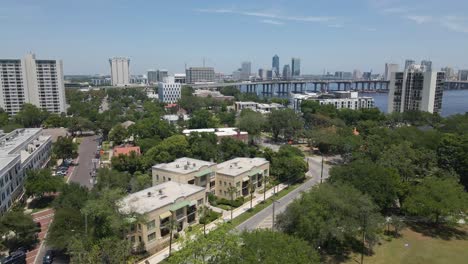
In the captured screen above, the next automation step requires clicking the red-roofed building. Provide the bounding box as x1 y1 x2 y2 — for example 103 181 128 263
113 145 141 156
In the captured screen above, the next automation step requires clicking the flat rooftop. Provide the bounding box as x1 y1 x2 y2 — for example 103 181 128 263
153 157 215 174
119 181 205 214
0 155 19 172
0 128 43 155
182 128 248 137
217 157 269 177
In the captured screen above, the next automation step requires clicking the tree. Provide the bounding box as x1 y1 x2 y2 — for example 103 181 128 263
68 116 95 136
227 186 238 221
130 172 152 192
241 230 320 264
24 169 63 198
403 177 468 225
276 183 383 254
437 134 468 190
0 209 39 252
108 124 128 145
188 132 218 161
47 208 85 250
14 103 48 127
237 109 266 143
329 159 401 211
0 107 9 128
111 151 143 175
94 168 131 191
248 181 256 210
53 136 78 160
267 109 303 141
43 113 69 128
218 137 249 161
167 217 178 257
143 135 190 169
271 154 307 184
188 109 219 129
53 183 89 210
167 225 241 264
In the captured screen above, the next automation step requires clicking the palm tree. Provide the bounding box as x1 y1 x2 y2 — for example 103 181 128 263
167 216 178 257
249 180 256 210
226 186 238 221
198 205 208 236
263 174 267 202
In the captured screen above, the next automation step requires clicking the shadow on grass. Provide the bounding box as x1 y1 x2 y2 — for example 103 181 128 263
407 222 468 240
28 196 55 210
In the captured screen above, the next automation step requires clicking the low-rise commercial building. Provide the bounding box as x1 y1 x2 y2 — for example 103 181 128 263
234 101 284 113
182 128 248 143
152 158 217 194
0 128 52 213
193 90 234 101
216 157 269 199
119 182 205 254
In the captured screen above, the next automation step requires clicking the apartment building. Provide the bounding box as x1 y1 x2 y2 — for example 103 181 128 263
119 182 205 254
152 158 217 194
388 64 445 114
290 91 375 112
109 57 130 86
215 157 269 200
0 128 52 213
234 101 284 113
0 53 66 115
182 128 248 143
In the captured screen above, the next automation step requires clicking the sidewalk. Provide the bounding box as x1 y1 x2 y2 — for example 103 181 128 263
138 183 288 264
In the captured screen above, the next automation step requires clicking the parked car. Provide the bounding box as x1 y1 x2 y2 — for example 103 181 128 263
42 250 55 264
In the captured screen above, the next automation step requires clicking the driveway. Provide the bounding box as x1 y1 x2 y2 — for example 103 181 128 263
68 135 99 189
236 155 335 231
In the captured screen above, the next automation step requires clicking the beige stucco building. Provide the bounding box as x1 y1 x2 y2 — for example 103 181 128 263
152 158 217 195
215 157 270 199
119 181 205 254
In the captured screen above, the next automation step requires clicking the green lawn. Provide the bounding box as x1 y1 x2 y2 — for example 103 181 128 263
344 226 468 264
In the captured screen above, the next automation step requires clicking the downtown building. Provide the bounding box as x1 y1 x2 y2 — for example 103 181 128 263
272 55 280 77
109 57 130 86
384 63 399 81
387 64 444 114
291 91 375 112
185 67 215 84
0 128 52 213
0 53 66 115
291 58 301 77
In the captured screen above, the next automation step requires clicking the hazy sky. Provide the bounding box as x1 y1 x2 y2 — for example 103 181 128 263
1 0 468 75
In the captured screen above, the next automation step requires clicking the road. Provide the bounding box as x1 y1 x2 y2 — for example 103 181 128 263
236 155 335 231
68 135 99 189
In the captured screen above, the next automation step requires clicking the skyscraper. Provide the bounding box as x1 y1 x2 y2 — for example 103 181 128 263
241 61 251 80
421 60 432 72
459 70 468 81
282 65 291 80
404 59 416 70
272 55 280 77
353 70 362 80
384 63 399 81
388 64 444 114
109 57 130 86
258 68 265 80
147 70 158 84
441 67 455 80
0 53 66 115
291 58 301 77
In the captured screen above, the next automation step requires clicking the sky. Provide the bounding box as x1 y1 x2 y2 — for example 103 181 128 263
1 0 468 75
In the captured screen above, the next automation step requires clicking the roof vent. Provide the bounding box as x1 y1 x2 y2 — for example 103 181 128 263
176 164 179 168
147 192 152 197
184 165 188 170
158 189 163 195
193 163 196 167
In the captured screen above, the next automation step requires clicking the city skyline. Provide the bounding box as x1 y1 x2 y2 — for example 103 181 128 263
1 0 468 75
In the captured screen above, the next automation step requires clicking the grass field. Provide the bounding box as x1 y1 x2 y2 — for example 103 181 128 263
344 225 468 264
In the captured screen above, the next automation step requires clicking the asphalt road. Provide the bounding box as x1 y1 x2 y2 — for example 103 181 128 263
68 135 99 189
236 155 334 231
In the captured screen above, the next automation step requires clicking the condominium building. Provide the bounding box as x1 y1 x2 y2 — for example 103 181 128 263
388 64 445 114
283 65 291 80
119 182 205 254
0 53 66 115
234 101 284 114
241 62 251 81
152 157 217 194
158 76 181 104
272 55 280 77
109 57 130 86
147 70 158 84
185 67 215 84
384 63 399 81
0 128 52 213
216 157 269 199
290 91 374 112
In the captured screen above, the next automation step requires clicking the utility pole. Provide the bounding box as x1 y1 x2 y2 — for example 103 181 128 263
272 197 276 230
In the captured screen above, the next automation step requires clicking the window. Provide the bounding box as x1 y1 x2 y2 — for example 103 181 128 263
147 232 156 242
146 220 156 230
197 198 204 205
236 182 240 187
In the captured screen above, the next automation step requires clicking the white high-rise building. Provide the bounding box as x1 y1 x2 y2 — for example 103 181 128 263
109 57 130 86
384 63 399 81
388 65 445 114
158 76 181 104
0 53 66 115
404 59 416 70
